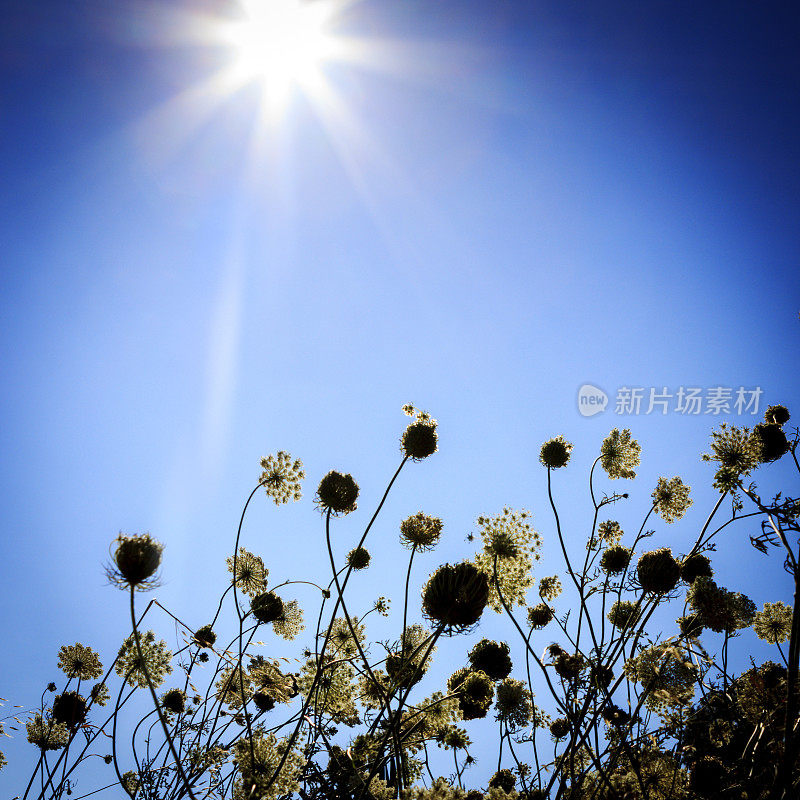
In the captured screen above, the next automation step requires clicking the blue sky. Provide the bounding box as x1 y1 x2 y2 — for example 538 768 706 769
1 0 799 792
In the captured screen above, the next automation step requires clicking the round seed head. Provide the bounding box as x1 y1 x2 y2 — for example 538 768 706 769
422 562 490 634
539 436 572 469
752 423 790 463
346 546 371 570
764 404 790 426
111 534 163 588
316 471 359 515
193 625 217 649
401 421 438 460
637 548 681 594
251 592 285 624
468 639 512 681
600 545 632 574
52 692 87 729
680 553 713 584
489 769 516 792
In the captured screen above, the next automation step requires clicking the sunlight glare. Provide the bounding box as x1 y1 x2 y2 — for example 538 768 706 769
223 0 338 106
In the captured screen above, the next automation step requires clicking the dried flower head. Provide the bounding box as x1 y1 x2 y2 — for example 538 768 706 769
193 624 217 649
495 678 532 730
652 477 692 523
316 470 359 515
528 602 554 629
400 512 443 551
259 451 305 504
401 418 439 460
600 428 641 479
753 601 793 644
347 546 371 570
489 769 516 792
677 614 704 639
601 545 632 574
422 562 490 634
327 616 366 659
687 577 756 634
680 553 713 584
538 575 562 602
251 591 285 624
109 533 163 590
448 669 494 720
752 422 790 463
161 688 186 715
120 770 140 797
468 639 512 681
226 547 268 596
115 631 173 689
637 548 681 594
607 600 641 630
52 692 87 729
232 732 304 800
624 643 696 712
554 652 584 681
764 404 790 426
539 435 573 469
57 643 103 680
549 717 570 740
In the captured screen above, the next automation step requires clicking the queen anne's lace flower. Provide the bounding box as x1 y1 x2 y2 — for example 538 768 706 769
400 512 443 551
226 547 268 596
753 601 793 644
259 451 304 504
115 631 173 689
539 436 572 469
600 428 641 479
652 477 692 523
57 643 103 680
495 678 532 730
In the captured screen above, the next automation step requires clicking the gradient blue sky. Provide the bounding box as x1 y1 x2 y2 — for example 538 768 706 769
2 0 799 792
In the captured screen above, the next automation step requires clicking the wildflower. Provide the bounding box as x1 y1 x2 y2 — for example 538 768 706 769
347 546 371 570
375 596 390 616
251 591 285 624
607 600 641 630
637 548 681 594
253 692 275 713
299 657 359 725
600 428 641 479
26 714 70 750
193 624 217 648
401 417 438 460
764 404 790 425
527 603 553 629
468 639 512 681
687 577 756 634
386 652 426 689
549 717 570 739
57 643 103 680
249 656 298 705
752 422 790 463
440 726 471 750
448 669 494 720
554 652 584 681
753 601 793 644
0 752 5 772
590 663 614 689
597 520 624 545
108 533 163 590
678 614 704 639
539 435 572 469
226 547 268 596
115 631 173 689
702 423 761 492
600 545 632 574
624 643 696 711
272 599 304 640
402 403 416 416
327 616 366 659
489 769 516 792
495 678 532 729
316 470 359 515
475 508 540 612
601 704 630 727
422 562 490 634
652 477 692 523
215 665 253 709
90 683 110 707
52 692 87 729
538 575 562 602
121 770 141 797
259 451 305 504
680 553 713 584
161 688 186 715
400 512 443 551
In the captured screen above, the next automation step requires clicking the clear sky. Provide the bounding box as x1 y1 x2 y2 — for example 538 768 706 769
1 0 799 793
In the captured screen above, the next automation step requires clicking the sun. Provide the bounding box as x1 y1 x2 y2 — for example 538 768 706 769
220 0 340 106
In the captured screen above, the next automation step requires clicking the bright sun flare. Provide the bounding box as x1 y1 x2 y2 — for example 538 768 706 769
222 0 339 104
